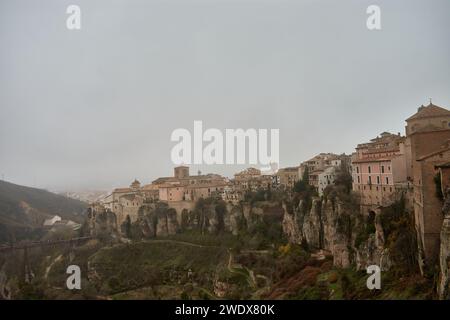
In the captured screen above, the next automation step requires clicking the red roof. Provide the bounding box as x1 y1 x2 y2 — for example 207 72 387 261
406 103 450 121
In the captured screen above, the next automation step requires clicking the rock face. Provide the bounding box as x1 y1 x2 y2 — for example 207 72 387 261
87 192 397 272
303 199 322 249
0 265 12 300
86 204 119 238
439 190 450 299
178 200 283 237
281 194 390 270
137 203 179 238
281 201 303 244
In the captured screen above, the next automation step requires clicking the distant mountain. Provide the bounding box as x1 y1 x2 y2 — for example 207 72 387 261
60 190 109 203
0 180 88 243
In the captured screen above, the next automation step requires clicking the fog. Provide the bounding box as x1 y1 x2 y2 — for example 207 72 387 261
1 0 449 191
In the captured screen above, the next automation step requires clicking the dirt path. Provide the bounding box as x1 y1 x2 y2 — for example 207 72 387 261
45 254 63 279
142 239 221 249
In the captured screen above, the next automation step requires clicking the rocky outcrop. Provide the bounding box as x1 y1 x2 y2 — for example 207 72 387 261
0 265 12 300
303 199 322 249
439 190 450 299
179 199 283 237
281 193 391 270
137 202 179 238
281 201 303 244
86 204 119 238
355 212 391 271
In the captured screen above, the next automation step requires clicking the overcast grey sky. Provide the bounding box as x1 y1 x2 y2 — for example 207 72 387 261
1 0 450 191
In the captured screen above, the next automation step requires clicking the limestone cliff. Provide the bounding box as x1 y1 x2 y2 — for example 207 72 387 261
281 193 391 270
136 202 180 237
439 190 450 299
86 204 119 239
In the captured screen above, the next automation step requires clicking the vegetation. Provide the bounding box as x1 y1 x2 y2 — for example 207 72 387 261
379 197 419 275
334 161 353 194
0 178 437 300
354 211 376 248
0 180 87 243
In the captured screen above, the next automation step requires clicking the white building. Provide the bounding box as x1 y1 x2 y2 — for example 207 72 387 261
43 215 62 226
318 166 338 196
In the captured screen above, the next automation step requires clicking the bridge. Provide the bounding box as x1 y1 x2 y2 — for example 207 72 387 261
0 236 93 283
0 236 93 253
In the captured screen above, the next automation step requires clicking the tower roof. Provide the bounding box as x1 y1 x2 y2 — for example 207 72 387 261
130 179 141 188
406 103 450 121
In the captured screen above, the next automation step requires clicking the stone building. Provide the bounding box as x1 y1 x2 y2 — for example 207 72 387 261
318 166 338 196
351 132 410 212
154 166 229 202
276 166 300 189
405 103 450 267
232 167 272 192
221 185 243 204
100 166 230 227
300 153 350 194
102 179 145 226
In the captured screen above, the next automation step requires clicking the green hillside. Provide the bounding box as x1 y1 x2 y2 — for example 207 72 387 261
0 180 87 243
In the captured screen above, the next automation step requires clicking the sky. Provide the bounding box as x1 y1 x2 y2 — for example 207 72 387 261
1 0 450 191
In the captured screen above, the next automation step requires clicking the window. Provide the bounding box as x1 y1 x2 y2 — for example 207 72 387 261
381 166 384 173
386 177 389 184
357 176 360 183
368 176 372 184
356 167 359 174
368 166 371 173
377 176 380 184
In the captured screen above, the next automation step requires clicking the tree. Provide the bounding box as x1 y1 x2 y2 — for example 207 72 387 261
215 200 227 233
121 215 132 239
334 162 353 194
293 180 308 193
293 167 310 193
194 198 207 234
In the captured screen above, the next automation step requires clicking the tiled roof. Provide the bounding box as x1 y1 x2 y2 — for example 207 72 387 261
406 103 450 121
417 146 450 161
113 188 132 193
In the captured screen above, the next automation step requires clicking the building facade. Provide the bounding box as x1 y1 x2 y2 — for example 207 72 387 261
352 132 410 211
405 103 450 267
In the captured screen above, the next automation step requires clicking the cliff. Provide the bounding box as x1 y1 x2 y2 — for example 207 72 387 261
439 190 450 299
136 202 179 237
85 204 119 239
282 192 393 270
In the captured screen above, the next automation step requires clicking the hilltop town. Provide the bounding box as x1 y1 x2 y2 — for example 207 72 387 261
2 102 450 300
88 102 450 288
50 103 450 298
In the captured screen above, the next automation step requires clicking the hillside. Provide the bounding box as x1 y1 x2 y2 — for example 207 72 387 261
0 180 88 243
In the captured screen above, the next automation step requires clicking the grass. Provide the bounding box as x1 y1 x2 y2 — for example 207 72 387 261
88 241 228 296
